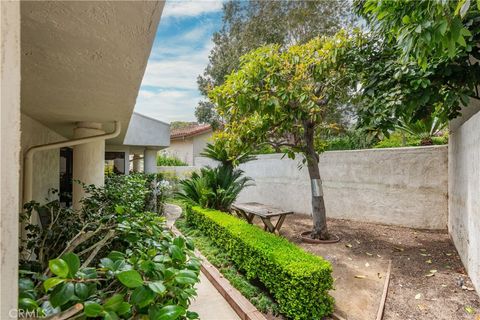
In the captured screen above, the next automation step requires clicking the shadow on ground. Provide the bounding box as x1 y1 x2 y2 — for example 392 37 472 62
270 215 480 320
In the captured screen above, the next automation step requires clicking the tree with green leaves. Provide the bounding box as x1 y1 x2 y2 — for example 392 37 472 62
209 31 359 239
170 121 198 130
353 0 480 134
196 0 357 126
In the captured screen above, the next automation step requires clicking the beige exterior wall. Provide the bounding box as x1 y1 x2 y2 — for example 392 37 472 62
197 145 449 229
166 131 212 166
1 1 21 318
21 114 65 204
192 131 212 165
448 101 480 294
166 139 194 165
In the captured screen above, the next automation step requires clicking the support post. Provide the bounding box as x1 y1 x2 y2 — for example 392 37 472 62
72 122 105 209
144 149 158 174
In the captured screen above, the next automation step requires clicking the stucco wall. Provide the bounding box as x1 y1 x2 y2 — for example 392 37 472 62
1 1 21 317
165 139 194 165
448 103 480 294
124 112 170 148
192 131 212 165
196 146 448 229
21 114 66 204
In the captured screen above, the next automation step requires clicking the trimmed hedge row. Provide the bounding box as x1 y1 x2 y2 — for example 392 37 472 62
185 206 334 319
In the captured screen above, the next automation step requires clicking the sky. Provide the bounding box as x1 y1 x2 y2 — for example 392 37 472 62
134 0 224 123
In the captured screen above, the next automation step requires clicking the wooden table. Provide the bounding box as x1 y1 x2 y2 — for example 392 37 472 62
231 202 293 233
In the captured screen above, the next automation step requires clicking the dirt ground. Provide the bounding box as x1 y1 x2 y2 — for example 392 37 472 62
265 214 480 320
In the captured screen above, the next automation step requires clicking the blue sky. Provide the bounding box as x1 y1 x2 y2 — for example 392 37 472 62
134 0 224 123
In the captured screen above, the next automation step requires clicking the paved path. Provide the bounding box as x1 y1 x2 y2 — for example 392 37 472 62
164 203 240 320
190 272 240 320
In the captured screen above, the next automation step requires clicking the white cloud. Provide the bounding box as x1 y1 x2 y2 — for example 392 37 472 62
141 44 212 91
135 36 214 122
135 89 201 122
134 1 222 122
162 0 223 19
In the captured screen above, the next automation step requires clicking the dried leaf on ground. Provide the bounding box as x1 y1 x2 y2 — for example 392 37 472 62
465 306 475 314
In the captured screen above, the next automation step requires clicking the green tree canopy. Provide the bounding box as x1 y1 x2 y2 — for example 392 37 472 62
196 0 357 126
353 0 480 135
209 31 359 239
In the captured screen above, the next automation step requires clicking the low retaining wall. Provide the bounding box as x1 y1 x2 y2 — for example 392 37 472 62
196 146 448 230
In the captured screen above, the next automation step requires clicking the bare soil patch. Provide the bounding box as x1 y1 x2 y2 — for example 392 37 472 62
272 214 480 320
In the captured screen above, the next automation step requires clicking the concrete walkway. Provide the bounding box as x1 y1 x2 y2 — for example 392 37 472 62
190 272 240 320
164 203 240 320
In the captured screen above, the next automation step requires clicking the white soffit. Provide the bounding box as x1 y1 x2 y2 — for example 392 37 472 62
21 1 164 144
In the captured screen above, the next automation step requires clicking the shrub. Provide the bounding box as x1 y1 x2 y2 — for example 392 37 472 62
19 209 201 319
185 206 334 320
176 166 252 211
19 175 199 319
323 129 377 151
374 130 448 148
157 154 188 166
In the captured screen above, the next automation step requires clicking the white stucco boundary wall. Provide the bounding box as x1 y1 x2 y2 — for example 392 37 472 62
196 145 448 230
448 102 480 294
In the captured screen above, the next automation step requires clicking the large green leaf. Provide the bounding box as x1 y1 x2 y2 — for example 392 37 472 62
62 252 80 277
147 281 166 295
169 245 186 262
84 301 103 317
74 283 89 300
104 294 124 312
175 270 198 285
156 305 186 320
116 302 131 316
49 259 69 278
131 286 155 308
50 282 74 307
117 270 143 288
43 277 65 292
19 298 38 311
104 311 120 320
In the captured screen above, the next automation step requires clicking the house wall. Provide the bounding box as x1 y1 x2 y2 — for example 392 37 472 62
1 1 21 318
166 139 194 165
21 114 66 204
196 145 448 229
448 100 480 294
192 131 212 165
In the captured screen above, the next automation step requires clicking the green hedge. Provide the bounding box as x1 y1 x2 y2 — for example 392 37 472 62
185 206 334 319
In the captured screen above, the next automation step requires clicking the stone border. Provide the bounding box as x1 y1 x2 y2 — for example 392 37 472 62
172 225 267 320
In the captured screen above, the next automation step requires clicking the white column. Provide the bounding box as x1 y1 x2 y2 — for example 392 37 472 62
72 122 105 209
132 154 142 172
1 1 21 318
144 149 158 174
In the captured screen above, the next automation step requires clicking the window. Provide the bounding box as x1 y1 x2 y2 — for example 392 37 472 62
105 152 126 175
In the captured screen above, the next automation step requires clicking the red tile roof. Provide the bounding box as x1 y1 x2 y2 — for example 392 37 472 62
170 124 212 140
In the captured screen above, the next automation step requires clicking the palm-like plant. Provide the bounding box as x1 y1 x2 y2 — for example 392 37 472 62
201 142 256 168
176 166 253 211
396 114 447 146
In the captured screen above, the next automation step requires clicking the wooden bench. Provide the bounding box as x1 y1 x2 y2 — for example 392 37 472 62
231 202 293 233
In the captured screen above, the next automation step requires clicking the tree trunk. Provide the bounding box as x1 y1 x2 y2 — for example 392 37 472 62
303 122 329 240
